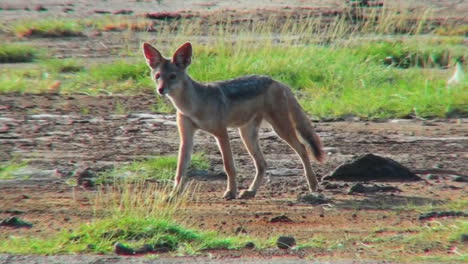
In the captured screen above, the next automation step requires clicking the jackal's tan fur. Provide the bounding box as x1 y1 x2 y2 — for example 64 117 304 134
143 42 326 199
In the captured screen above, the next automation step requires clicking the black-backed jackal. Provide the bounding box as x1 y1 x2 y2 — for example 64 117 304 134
143 42 326 200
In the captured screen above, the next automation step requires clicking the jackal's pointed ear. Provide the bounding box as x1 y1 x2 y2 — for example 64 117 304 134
172 42 192 69
142 42 163 68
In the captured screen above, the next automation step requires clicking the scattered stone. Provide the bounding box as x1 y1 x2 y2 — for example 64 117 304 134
270 215 293 223
418 211 467 220
152 242 176 253
426 174 439 180
145 12 182 20
34 5 47 11
0 217 33 228
245 242 255 249
0 209 25 215
453 176 468 182
324 153 420 182
461 234 468 243
114 9 133 15
320 181 342 190
348 183 401 194
114 242 135 255
87 244 96 250
235 226 247 234
94 10 111 14
297 193 330 205
74 165 113 187
135 244 154 254
74 167 96 187
277 236 296 249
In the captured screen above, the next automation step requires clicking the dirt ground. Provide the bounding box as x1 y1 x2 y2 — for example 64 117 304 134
1 0 468 262
0 93 467 261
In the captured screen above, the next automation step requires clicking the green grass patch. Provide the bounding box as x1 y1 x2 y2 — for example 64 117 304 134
0 216 243 254
1 13 467 118
96 153 210 184
0 43 39 63
0 172 251 255
0 159 27 180
10 19 84 38
40 58 85 73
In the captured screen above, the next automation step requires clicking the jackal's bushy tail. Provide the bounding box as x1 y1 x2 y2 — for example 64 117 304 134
289 98 327 163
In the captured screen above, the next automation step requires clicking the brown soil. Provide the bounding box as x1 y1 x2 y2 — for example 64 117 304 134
1 93 467 261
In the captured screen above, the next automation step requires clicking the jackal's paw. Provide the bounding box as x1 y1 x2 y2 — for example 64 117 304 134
309 182 319 192
239 190 257 199
222 190 237 200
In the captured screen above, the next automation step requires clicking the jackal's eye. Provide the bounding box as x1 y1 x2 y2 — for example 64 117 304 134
168 73 176 80
154 72 161 80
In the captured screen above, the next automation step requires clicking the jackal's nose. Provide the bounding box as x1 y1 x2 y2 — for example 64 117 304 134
158 87 164 95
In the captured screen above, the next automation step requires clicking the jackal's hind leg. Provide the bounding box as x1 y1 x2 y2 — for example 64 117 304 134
268 114 319 192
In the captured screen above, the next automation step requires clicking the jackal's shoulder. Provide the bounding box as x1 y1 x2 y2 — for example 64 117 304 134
209 75 275 100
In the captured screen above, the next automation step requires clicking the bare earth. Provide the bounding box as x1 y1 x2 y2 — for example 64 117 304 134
0 94 467 262
0 0 468 263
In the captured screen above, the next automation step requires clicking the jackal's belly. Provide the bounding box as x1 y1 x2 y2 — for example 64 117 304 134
225 104 264 127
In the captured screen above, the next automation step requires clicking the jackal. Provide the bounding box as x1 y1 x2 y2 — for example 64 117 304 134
143 42 326 200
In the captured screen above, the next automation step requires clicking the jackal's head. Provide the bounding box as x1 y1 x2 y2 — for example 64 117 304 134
142 42 192 96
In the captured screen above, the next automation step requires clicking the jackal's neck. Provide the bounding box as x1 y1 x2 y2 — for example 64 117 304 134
168 76 205 114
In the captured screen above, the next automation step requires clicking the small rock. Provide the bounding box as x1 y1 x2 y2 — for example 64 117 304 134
135 244 154 254
297 193 330 205
235 226 247 234
153 242 176 253
245 242 255 249
0 217 33 228
145 12 182 20
94 10 111 14
34 5 47 11
114 242 135 255
321 181 341 189
348 183 400 194
113 9 133 15
277 236 296 249
3 209 25 215
426 174 438 180
461 234 468 243
453 176 468 182
270 215 293 223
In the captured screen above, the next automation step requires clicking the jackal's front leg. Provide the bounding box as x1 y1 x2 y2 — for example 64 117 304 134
171 113 196 198
214 130 237 200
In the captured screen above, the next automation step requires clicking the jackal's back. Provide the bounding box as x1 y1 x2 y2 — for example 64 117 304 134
209 75 274 101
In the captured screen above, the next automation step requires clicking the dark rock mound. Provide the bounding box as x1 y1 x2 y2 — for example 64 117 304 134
323 153 420 182
277 236 296 249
